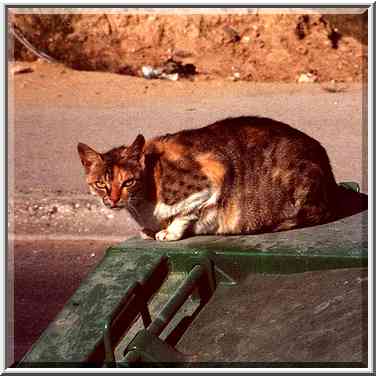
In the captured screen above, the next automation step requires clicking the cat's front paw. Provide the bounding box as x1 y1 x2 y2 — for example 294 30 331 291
155 229 181 242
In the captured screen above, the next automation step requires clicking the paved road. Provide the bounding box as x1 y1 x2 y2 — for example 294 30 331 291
11 81 367 195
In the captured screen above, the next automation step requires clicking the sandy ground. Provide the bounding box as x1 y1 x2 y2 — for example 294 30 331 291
7 61 368 365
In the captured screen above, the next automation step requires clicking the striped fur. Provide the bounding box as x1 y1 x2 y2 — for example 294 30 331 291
78 116 340 241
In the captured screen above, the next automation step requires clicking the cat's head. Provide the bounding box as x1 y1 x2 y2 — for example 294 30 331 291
77 135 146 209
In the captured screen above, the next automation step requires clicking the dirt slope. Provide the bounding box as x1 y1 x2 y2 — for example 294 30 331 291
10 10 367 82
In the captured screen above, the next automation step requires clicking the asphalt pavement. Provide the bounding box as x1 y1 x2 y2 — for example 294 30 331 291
12 81 367 195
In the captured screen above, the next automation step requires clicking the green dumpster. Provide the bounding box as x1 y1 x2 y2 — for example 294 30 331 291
18 187 368 367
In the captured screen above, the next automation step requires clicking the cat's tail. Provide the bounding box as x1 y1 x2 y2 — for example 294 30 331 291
331 183 368 221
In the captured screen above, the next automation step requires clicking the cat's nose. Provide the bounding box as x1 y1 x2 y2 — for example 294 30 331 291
108 199 118 208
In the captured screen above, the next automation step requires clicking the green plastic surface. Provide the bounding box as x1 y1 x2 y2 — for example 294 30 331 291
19 252 168 367
18 210 367 367
113 210 367 277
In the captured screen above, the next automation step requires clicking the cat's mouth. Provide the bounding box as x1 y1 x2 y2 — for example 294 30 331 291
110 206 124 210
105 203 127 210
102 197 127 210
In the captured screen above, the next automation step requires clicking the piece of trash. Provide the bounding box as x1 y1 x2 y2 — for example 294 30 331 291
142 65 163 79
229 72 241 81
166 59 196 77
90 253 96 258
11 65 34 75
297 72 317 83
141 59 196 81
233 72 241 80
162 73 179 81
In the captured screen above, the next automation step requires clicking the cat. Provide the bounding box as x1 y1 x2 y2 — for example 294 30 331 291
77 116 362 242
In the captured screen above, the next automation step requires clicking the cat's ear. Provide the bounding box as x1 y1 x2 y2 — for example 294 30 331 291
77 143 102 172
122 135 145 161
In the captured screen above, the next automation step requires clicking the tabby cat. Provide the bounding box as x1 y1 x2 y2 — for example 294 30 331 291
77 116 342 241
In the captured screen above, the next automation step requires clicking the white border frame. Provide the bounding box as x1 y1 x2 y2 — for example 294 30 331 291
1 0 373 373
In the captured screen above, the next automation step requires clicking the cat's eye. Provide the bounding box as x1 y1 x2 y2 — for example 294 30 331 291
95 181 107 189
122 178 135 188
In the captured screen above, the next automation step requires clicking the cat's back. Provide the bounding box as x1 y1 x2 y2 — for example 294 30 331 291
149 116 325 160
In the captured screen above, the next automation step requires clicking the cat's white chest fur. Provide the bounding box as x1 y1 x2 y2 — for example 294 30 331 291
153 189 215 220
152 189 220 240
